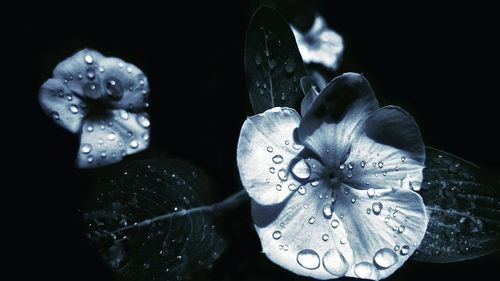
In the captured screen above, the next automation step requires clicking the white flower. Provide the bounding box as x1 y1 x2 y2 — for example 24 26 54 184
39 49 151 168
237 73 428 280
291 14 344 71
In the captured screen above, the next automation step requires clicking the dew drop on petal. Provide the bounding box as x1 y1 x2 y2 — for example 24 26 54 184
308 217 316 224
107 132 116 141
51 111 60 120
137 115 151 128
277 169 288 181
106 80 123 100
323 204 333 219
87 125 94 132
400 245 410 255
81 144 92 154
372 202 383 215
374 248 399 268
378 162 384 168
100 151 107 158
367 188 375 197
401 156 406 162
297 249 320 270
129 140 140 149
269 167 275 174
322 234 329 241
410 181 421 191
310 179 320 187
340 237 348 244
298 186 306 195
288 183 297 191
87 155 95 163
331 219 339 228
360 160 366 168
323 249 348 276
267 146 273 153
291 159 311 179
119 110 129 120
84 54 93 64
272 231 282 240
354 262 379 279
272 155 283 164
275 184 282 191
69 104 79 114
398 225 405 233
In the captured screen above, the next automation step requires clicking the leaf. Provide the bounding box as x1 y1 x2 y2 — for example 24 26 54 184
413 147 500 262
244 6 308 114
83 158 226 280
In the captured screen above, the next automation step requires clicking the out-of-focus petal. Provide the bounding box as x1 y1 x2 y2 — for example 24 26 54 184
76 110 150 168
38 79 88 133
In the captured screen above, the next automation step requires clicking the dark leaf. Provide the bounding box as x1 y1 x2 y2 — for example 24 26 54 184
83 158 226 280
414 147 500 262
244 6 308 114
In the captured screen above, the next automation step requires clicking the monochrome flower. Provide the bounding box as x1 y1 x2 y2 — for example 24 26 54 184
39 49 151 168
291 14 344 71
237 73 427 280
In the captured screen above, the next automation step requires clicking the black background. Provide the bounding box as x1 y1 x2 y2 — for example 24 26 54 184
13 1 499 280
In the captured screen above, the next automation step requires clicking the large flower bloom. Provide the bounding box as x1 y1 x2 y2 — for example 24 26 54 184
39 49 151 168
237 73 427 280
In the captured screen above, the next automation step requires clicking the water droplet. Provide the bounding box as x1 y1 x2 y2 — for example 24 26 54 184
269 59 276 69
400 245 410 255
340 237 348 244
351 196 357 204
69 104 79 114
398 225 405 233
137 115 151 128
367 188 375 197
401 156 406 162
346 171 353 178
366 208 372 214
378 162 384 168
272 231 281 239
348 162 354 170
323 249 348 276
87 155 94 163
291 159 311 179
395 166 400 171
292 143 303 150
331 219 340 228
267 146 273 152
343 187 350 195
277 169 288 181
339 164 345 170
288 183 298 191
275 184 282 191
272 155 283 164
254 53 262 66
310 179 320 187
360 161 366 168
322 234 329 241
269 167 275 174
87 69 95 79
106 132 116 141
410 181 421 191
297 249 320 270
284 57 296 73
284 140 290 145
323 204 333 219
374 248 398 268
354 262 379 280
298 186 306 195
100 151 107 158
119 110 129 120
84 54 93 64
283 244 289 251
444 186 457 198
81 144 92 154
308 217 316 224
372 202 383 215
51 111 60 120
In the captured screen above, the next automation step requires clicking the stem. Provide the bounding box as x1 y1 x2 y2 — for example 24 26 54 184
112 190 249 234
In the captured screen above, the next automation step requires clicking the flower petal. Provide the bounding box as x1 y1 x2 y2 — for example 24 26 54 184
237 107 309 205
97 57 150 111
300 76 320 116
53 49 106 99
343 106 425 191
53 49 149 110
333 183 428 280
38 79 88 133
253 182 353 280
292 15 344 71
298 73 379 168
76 110 150 168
